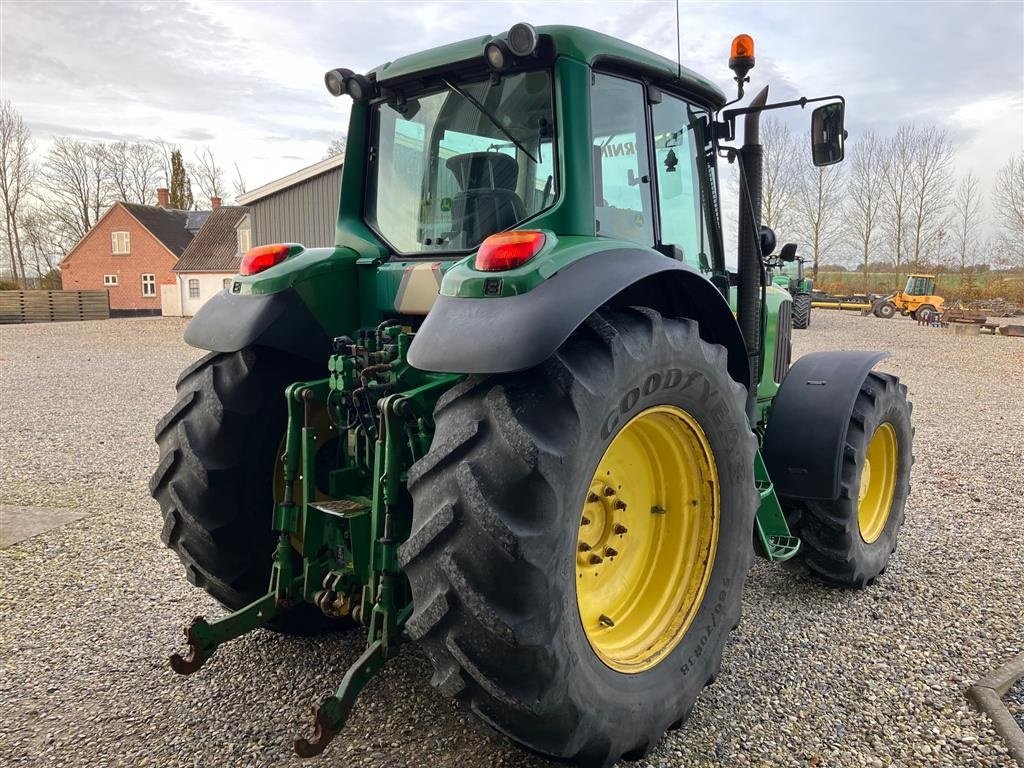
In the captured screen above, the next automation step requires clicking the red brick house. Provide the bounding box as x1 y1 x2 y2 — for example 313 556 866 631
61 189 209 315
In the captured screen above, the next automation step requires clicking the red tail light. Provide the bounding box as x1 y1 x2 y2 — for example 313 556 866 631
240 244 291 276
474 230 546 271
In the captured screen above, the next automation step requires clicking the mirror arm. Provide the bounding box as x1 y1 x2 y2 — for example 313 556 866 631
716 94 845 142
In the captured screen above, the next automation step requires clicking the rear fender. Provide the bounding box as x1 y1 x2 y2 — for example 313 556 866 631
407 247 749 387
184 288 332 363
761 350 889 500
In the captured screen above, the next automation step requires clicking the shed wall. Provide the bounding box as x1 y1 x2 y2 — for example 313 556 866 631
249 167 342 248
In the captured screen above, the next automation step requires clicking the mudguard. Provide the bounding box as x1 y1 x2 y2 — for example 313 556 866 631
762 350 890 500
184 288 331 363
408 248 749 386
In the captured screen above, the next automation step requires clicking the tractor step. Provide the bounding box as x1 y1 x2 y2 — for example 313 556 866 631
753 450 801 562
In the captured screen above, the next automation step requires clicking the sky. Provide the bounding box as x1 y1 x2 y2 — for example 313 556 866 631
1 0 1022 218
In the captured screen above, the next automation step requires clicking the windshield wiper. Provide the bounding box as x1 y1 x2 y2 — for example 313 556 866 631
443 78 537 163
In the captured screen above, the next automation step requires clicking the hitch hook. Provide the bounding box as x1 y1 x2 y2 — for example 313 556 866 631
293 639 387 758
169 616 213 675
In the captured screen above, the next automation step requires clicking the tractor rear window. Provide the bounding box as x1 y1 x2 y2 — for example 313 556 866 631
366 70 557 255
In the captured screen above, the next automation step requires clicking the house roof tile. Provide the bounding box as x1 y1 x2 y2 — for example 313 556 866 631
173 206 249 273
120 203 203 256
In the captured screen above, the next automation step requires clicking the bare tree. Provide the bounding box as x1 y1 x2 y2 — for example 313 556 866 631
760 117 799 237
104 141 163 204
232 161 247 199
191 146 228 203
991 153 1024 269
152 138 179 189
844 131 886 291
794 162 845 279
39 137 110 245
880 125 918 280
906 126 954 270
19 205 67 280
950 171 985 273
325 136 347 159
0 100 35 285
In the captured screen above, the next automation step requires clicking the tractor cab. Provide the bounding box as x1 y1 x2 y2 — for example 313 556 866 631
903 274 936 296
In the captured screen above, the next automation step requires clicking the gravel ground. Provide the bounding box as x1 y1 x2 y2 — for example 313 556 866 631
1 311 1022 768
1007 679 1024 732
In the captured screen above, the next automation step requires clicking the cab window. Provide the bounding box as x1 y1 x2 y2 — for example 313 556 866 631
590 73 654 246
651 94 714 272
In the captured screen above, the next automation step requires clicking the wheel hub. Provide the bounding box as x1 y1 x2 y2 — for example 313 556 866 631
857 422 898 543
575 405 720 674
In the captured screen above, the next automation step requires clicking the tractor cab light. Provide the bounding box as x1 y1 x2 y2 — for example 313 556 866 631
728 34 755 97
240 244 291 276
475 230 546 271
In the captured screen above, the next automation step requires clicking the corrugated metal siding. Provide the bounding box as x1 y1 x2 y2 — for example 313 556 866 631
250 166 343 248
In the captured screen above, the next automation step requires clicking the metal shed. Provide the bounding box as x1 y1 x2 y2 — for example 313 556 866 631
237 155 343 248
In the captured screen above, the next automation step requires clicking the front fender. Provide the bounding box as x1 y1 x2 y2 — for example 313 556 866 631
408 247 749 386
761 350 890 500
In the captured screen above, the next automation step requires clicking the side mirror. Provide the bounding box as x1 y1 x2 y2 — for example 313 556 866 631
779 242 798 262
811 102 846 166
759 225 776 257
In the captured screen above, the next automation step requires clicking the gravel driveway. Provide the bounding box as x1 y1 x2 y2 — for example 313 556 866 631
1 311 1021 767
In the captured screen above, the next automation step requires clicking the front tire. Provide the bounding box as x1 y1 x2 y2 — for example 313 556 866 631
792 293 812 329
874 301 896 319
782 372 913 587
400 309 758 767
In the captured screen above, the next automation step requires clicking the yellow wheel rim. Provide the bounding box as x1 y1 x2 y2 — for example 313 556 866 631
857 422 898 543
575 405 719 674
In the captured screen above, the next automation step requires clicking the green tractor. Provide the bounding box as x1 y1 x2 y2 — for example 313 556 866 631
153 24 913 767
769 243 814 329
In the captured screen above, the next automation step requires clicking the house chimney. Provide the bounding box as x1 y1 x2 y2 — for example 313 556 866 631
156 188 169 208
210 196 221 210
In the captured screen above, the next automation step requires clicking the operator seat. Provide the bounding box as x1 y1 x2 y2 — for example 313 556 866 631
446 152 525 247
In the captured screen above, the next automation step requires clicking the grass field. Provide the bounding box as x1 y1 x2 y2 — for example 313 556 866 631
813 270 1024 303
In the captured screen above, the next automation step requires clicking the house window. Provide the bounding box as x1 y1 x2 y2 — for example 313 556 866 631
222 278 232 289
237 227 251 254
142 273 156 297
103 274 118 286
111 231 131 254
188 279 200 299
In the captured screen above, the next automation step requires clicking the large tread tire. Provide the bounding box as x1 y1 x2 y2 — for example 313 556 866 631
792 293 812 329
874 301 896 319
150 347 335 633
781 372 913 587
913 304 936 322
400 309 758 767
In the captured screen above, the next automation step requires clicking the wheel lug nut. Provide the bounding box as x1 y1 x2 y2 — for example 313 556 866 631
651 505 666 515
599 614 615 628
613 523 628 535
604 546 618 557
588 553 604 565
614 500 627 511
581 515 591 526
578 542 591 552
587 492 600 503
603 487 616 497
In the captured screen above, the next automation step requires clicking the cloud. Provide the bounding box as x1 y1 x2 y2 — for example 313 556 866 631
1 0 1021 211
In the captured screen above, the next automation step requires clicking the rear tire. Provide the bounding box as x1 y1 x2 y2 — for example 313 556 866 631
913 304 936 322
792 293 812 329
781 372 913 587
401 309 758 767
150 348 337 633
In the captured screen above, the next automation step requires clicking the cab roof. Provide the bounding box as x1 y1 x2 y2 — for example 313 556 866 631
368 24 727 109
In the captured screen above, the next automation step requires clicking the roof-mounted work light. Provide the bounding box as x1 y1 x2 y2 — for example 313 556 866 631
324 68 354 98
507 22 538 57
